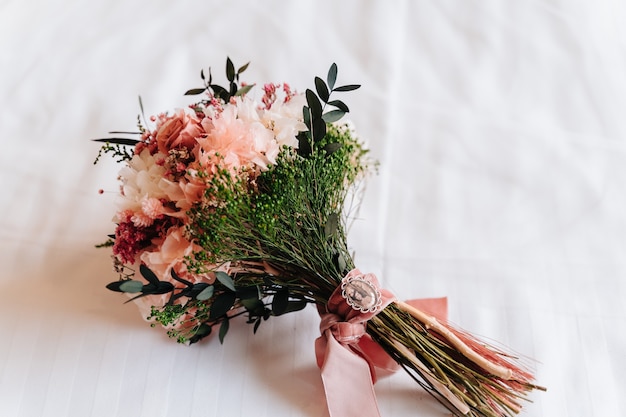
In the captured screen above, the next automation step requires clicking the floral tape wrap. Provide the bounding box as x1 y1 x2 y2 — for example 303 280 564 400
314 269 448 417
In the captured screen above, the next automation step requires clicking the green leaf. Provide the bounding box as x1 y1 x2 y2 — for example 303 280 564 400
219 317 229 344
210 84 229 101
140 264 159 285
322 110 346 123
327 100 349 112
302 106 311 129
209 292 236 319
234 84 254 97
142 281 174 295
333 84 361 92
119 280 144 293
282 300 308 314
272 288 289 315
305 89 323 120
226 57 235 82
241 298 264 315
325 212 339 238
92 138 140 146
253 317 262 334
215 271 236 291
184 88 207 96
171 269 193 287
196 285 214 301
327 63 338 90
189 324 211 344
312 117 326 143
200 69 205 80
315 76 330 103
297 131 312 157
106 280 128 292
237 62 250 75
323 143 342 155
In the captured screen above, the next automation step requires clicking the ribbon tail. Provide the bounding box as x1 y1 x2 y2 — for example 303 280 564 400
318 330 382 417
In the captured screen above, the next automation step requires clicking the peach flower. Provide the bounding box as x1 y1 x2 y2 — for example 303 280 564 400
154 109 204 154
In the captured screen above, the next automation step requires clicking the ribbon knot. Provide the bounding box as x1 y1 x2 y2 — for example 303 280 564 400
320 313 367 344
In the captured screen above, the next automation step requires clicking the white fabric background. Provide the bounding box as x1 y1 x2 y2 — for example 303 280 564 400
1 1 625 416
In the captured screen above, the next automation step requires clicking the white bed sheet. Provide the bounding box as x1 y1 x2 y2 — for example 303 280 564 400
1 1 625 416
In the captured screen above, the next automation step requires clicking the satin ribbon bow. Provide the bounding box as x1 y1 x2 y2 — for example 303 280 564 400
314 269 447 417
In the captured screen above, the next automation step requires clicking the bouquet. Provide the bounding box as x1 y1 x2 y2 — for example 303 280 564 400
95 58 544 417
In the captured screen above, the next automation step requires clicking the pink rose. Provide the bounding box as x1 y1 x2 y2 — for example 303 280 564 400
155 110 204 154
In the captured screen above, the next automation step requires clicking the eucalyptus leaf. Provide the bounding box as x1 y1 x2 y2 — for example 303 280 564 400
216 271 236 291
184 88 207 96
241 298 264 315
282 300 308 314
305 89 323 120
327 63 338 90
200 69 205 80
171 269 193 287
119 280 144 293
209 292 236 319
322 110 346 123
315 77 329 103
189 324 211 344
327 100 349 112
219 317 229 344
312 118 327 143
140 264 160 285
196 285 214 301
333 84 361 92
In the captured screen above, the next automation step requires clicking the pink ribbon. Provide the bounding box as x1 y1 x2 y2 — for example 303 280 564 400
314 269 448 417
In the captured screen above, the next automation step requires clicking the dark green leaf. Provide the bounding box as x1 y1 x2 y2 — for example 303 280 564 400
184 88 207 96
272 288 289 315
106 280 129 292
219 317 229 344
196 285 214 301
324 143 342 155
234 84 254 96
108 131 142 135
305 89 323 120
92 138 140 146
215 271 236 292
327 63 338 90
229 81 237 96
283 300 308 314
297 131 312 157
241 298 264 315
253 317 262 334
237 62 250 75
322 110 346 123
171 269 193 287
315 77 329 103
189 323 211 344
325 212 339 238
302 106 311 129
237 286 260 300
210 84 229 101
119 280 143 293
333 84 361 92
142 281 175 295
209 292 236 319
312 117 327 143
327 100 349 112
226 57 235 82
140 264 160 285
200 69 205 80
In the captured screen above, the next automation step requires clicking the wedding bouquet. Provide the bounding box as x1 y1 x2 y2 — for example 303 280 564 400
95 58 544 417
